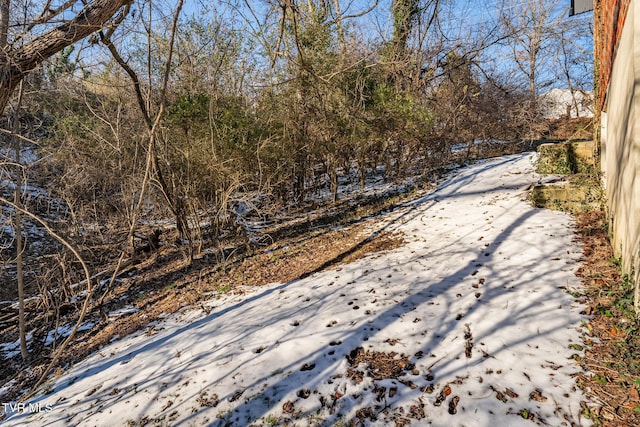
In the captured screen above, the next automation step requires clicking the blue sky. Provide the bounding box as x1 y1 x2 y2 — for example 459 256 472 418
175 0 593 91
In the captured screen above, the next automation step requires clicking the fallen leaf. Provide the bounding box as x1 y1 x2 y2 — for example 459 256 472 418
529 389 547 402
505 388 519 398
443 385 452 396
161 400 173 411
448 396 460 415
434 385 452 406
283 401 294 413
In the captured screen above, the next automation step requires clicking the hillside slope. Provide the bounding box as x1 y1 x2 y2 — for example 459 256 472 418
2 153 594 426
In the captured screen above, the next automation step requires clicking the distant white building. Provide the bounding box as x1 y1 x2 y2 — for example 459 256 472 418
538 88 594 119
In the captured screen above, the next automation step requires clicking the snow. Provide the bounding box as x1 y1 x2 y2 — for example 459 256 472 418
0 334 33 361
1 153 594 426
107 306 140 320
538 88 594 119
44 322 97 347
1 321 98 360
0 143 41 166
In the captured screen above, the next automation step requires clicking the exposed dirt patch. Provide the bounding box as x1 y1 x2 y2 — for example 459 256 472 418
345 347 425 426
346 347 414 383
219 229 404 289
0 215 405 406
574 210 640 426
543 117 593 140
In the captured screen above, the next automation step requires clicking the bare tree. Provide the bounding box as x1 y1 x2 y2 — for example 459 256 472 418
554 15 593 118
499 0 562 115
0 0 132 115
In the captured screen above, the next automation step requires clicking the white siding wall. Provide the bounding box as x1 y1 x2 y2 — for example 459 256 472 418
602 0 640 307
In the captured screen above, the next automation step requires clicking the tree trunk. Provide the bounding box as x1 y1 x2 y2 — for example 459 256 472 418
358 156 366 189
0 0 8 49
11 80 28 361
0 0 131 115
391 0 419 56
0 70 17 114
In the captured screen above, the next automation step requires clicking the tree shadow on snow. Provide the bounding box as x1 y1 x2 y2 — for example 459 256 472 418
7 154 587 426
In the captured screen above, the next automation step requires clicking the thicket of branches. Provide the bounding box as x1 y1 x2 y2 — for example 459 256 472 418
0 0 592 379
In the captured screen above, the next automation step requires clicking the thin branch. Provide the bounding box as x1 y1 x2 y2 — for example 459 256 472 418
11 0 133 73
0 195 92 401
99 30 152 129
0 127 42 146
98 0 185 304
21 1 76 36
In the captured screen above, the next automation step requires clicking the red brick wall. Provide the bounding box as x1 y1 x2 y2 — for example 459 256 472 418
595 0 631 110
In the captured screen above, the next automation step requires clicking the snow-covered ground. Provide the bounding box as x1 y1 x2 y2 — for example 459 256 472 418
1 153 593 426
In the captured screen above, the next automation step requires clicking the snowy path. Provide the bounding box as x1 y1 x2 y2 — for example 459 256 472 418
3 153 592 426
